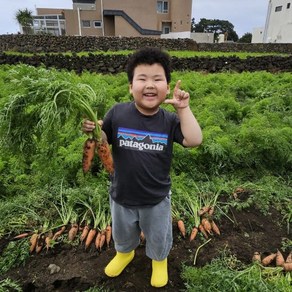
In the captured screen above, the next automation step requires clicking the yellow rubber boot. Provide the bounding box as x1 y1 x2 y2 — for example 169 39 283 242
151 258 168 288
104 250 135 277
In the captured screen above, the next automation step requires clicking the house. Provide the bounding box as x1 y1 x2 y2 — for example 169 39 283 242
32 0 192 37
252 0 292 43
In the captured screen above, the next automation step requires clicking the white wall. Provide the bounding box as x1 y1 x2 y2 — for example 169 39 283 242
161 31 214 43
251 27 264 43
263 0 292 43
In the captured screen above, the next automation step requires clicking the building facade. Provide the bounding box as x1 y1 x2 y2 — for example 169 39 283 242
33 0 192 37
252 0 292 43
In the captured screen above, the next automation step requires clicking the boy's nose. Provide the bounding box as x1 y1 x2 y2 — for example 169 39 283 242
146 83 154 89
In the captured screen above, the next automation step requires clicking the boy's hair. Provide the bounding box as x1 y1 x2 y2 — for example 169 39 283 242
126 47 171 84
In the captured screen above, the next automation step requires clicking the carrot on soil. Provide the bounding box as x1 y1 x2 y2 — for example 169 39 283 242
106 225 112 248
252 252 261 262
99 230 106 251
35 234 46 254
201 217 212 234
261 253 277 266
29 233 38 253
276 250 285 266
208 206 215 216
140 231 145 244
210 220 220 235
85 228 97 250
198 206 210 216
13 232 31 240
283 262 292 271
286 251 292 263
45 231 53 251
80 224 90 243
177 219 186 238
95 231 101 250
52 225 66 241
198 224 209 239
68 223 79 241
189 226 199 242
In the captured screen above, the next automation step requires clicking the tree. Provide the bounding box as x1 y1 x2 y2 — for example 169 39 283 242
238 33 252 43
191 18 239 42
15 8 33 35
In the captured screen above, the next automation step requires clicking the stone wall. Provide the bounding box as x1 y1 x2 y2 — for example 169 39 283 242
1 34 292 54
0 52 291 74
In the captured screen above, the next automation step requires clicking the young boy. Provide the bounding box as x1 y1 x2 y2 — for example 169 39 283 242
83 47 202 287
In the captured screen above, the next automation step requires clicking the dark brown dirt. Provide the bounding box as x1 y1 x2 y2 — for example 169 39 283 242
1 204 291 292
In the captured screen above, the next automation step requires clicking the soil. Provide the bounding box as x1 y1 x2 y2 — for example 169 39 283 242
1 197 291 292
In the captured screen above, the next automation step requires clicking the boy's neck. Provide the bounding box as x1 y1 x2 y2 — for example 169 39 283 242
134 102 160 116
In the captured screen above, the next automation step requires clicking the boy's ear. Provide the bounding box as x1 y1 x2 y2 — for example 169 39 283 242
129 84 133 94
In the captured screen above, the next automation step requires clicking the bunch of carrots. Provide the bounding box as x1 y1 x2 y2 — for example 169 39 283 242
75 86 114 175
14 220 113 254
174 191 221 242
253 250 292 271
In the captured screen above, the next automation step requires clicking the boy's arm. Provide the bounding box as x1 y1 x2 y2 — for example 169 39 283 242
164 80 203 147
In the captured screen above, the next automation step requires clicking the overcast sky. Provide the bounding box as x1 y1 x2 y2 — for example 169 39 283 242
0 0 268 37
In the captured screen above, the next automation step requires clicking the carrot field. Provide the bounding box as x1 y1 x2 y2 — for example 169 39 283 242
0 61 291 291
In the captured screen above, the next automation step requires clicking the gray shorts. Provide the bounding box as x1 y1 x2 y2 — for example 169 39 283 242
110 195 173 261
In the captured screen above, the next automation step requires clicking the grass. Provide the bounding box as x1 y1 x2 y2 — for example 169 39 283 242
181 249 292 291
0 64 291 290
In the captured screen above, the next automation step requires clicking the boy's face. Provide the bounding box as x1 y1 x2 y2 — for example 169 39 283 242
129 63 170 115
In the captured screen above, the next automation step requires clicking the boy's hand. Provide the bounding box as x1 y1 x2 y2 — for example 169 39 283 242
82 119 103 133
164 80 190 109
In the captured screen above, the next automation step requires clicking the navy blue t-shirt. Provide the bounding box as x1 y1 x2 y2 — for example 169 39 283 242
102 102 184 207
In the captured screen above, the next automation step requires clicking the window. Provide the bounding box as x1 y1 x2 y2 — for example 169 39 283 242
82 20 91 28
163 26 170 34
93 21 102 28
287 3 291 9
275 6 282 12
157 1 168 13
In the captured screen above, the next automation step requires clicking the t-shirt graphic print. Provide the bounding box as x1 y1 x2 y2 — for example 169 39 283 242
117 127 168 153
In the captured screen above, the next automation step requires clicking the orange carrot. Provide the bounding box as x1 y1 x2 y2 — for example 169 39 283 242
189 226 199 242
208 206 215 216
99 230 106 251
262 253 277 266
252 252 261 262
96 140 114 174
85 228 97 250
140 231 145 244
286 251 292 263
95 231 101 250
52 225 66 240
80 224 90 243
106 225 112 248
211 220 220 235
201 217 212 234
276 250 285 266
177 219 186 238
68 223 79 241
198 224 209 239
35 234 45 254
283 262 292 271
13 232 31 240
45 231 53 251
82 138 96 173
29 233 38 253
198 206 210 216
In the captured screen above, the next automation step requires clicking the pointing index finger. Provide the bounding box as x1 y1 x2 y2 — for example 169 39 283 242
174 80 181 94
